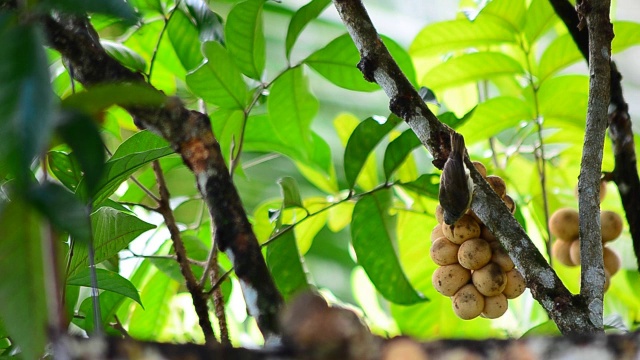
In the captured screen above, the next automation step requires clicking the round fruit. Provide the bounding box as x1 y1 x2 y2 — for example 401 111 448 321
490 241 515 272
552 239 576 267
452 284 485 320
472 262 507 297
432 264 471 297
503 269 526 299
431 224 445 242
549 208 579 241
466 208 482 225
472 161 487 178
601 211 623 243
480 226 496 242
603 246 621 275
458 238 492 270
430 237 460 266
502 195 516 214
569 239 581 265
442 215 481 245
482 293 508 319
574 180 607 203
604 269 611 292
486 176 506 198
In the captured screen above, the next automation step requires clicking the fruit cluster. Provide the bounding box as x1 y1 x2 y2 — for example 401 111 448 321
431 162 526 320
549 181 622 291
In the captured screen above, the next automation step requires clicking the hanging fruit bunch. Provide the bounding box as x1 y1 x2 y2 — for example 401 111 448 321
549 180 622 291
431 161 526 320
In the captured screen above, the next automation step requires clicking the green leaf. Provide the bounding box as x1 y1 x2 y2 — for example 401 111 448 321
55 111 105 196
48 151 83 191
75 291 125 334
186 41 248 109
0 15 54 186
61 83 166 116
457 96 533 145
185 0 224 42
67 268 142 306
41 0 139 24
424 52 524 90
523 0 557 44
344 115 401 189
0 200 47 360
383 129 421 180
278 177 304 209
437 109 475 129
167 10 204 71
351 190 426 305
68 207 155 276
128 0 162 14
101 40 147 72
521 320 561 337
28 182 91 242
285 0 331 60
480 1 526 32
537 75 588 126
266 230 309 300
78 131 174 205
537 34 582 82
612 21 640 54
128 270 179 340
149 236 210 281
225 0 265 80
305 34 417 91
398 174 440 199
410 17 517 57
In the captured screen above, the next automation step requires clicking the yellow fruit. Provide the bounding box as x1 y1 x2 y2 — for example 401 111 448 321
490 241 515 272
482 293 508 319
442 215 481 245
432 264 471 297
603 246 621 275
431 224 445 242
452 284 485 320
472 262 507 297
503 269 526 299
502 195 516 214
601 211 623 243
472 161 487 178
435 204 444 224
430 237 460 266
458 238 492 270
552 239 576 267
486 175 506 198
569 239 581 265
480 226 496 242
549 208 579 241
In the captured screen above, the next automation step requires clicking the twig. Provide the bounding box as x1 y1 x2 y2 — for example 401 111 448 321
151 160 218 346
331 0 599 335
128 176 161 204
147 1 181 81
208 239 230 345
119 201 159 213
111 316 131 339
123 250 206 267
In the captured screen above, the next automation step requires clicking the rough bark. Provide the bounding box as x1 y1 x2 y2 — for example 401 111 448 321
42 14 283 341
331 0 599 335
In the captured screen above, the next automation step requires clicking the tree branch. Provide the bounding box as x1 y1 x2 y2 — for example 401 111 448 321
331 0 599 335
550 0 640 272
42 14 283 341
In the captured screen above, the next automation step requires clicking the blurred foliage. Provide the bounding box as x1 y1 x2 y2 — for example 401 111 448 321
1 0 640 356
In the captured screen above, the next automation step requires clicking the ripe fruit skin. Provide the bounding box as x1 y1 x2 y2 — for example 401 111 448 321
569 239 581 265
601 211 623 243
503 269 526 299
603 247 621 275
552 239 576 267
435 205 444 224
486 175 506 198
480 226 496 242
430 237 460 266
432 264 471 297
482 294 508 319
458 238 492 270
549 208 580 241
490 241 515 272
431 224 445 242
502 195 516 214
472 161 487 178
442 215 481 245
452 284 485 320
472 262 507 297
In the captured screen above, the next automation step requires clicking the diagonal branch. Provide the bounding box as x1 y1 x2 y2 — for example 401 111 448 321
42 14 283 341
550 0 640 272
331 0 599 335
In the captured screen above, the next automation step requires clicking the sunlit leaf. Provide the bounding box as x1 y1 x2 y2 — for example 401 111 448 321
128 0 162 14
334 113 377 191
344 116 401 189
537 34 582 82
424 52 524 90
285 0 331 60
184 0 224 42
305 34 417 91
457 96 533 145
68 268 142 306
48 151 83 191
351 189 426 305
225 0 265 80
186 41 248 109
61 83 166 116
612 21 640 54
167 9 204 71
383 129 421 180
523 0 557 44
68 207 155 276
0 200 47 360
398 174 440 199
75 291 125 334
267 230 309 300
278 176 304 209
128 270 179 340
480 1 526 32
410 17 517 57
